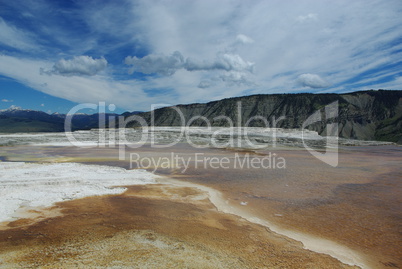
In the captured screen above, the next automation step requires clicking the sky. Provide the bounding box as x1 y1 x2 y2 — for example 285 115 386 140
0 0 401 114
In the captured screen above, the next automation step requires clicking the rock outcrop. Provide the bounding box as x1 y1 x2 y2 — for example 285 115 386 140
126 90 402 143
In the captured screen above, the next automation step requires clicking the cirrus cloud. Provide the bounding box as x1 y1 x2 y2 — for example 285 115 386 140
0 0 401 113
0 17 38 51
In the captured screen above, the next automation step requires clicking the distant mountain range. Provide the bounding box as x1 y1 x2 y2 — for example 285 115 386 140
0 108 119 133
1 90 401 143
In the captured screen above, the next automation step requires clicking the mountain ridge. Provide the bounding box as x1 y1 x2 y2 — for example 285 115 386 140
125 89 402 144
0 109 119 133
1 90 401 144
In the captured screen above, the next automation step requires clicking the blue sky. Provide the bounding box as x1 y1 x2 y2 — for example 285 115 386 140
0 0 401 114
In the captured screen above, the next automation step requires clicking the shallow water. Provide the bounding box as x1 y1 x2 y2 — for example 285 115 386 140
0 183 354 268
128 144 401 268
0 143 401 268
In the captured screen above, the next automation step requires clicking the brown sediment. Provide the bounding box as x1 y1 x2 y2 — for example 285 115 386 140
1 144 400 268
159 177 370 268
0 206 63 231
169 147 402 269
0 184 356 268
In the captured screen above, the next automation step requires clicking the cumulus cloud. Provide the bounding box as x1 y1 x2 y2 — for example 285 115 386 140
125 50 255 88
8 105 21 110
125 51 184 76
41 56 107 76
1 0 401 111
297 73 330 88
1 99 13 102
219 72 255 86
198 80 214 89
0 54 159 111
186 53 254 73
125 51 254 76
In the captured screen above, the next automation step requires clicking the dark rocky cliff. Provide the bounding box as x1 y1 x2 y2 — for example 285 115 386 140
126 90 402 143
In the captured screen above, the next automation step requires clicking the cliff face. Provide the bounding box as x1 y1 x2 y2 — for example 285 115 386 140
127 90 402 143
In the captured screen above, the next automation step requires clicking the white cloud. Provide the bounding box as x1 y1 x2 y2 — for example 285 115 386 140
186 53 254 73
236 34 254 44
1 99 13 102
0 17 38 51
9 105 22 110
198 71 255 89
219 72 255 87
40 104 45 107
297 13 318 22
129 0 402 97
297 73 330 88
0 0 401 111
42 56 107 76
125 51 184 76
125 51 254 75
198 80 214 89
0 54 168 111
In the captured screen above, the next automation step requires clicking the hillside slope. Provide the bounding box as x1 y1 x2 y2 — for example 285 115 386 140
126 90 402 143
1 90 400 143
